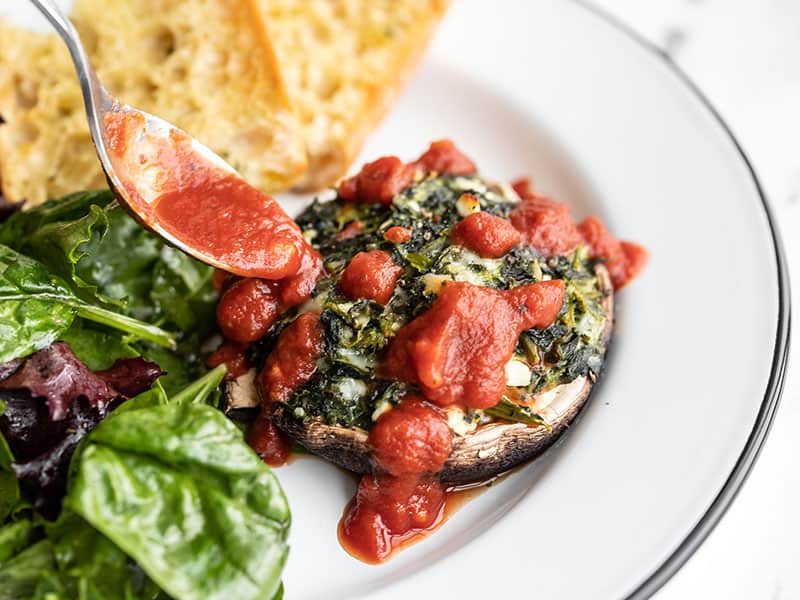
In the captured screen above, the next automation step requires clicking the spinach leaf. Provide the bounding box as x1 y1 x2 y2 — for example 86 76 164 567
129 244 218 394
151 246 217 332
58 320 139 371
71 204 162 319
0 401 19 522
0 515 163 600
67 402 290 600
44 511 163 600
0 190 216 331
60 321 203 396
0 538 56 600
0 244 175 363
0 519 37 563
169 364 226 406
132 342 193 396
111 383 168 415
0 472 16 525
24 204 115 306
0 190 114 249
73 302 174 352
0 191 218 381
0 370 284 600
112 364 224 415
62 204 216 335
0 244 77 363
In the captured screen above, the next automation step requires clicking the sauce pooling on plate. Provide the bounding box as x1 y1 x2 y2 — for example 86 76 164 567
213 140 648 563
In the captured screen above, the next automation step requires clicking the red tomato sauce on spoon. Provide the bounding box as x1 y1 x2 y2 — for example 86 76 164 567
104 111 313 280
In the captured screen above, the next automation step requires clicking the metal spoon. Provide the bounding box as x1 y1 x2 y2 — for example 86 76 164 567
29 0 302 278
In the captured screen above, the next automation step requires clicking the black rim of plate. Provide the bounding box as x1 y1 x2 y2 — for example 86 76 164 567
572 1 792 598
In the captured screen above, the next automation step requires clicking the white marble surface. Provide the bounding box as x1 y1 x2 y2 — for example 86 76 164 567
591 1 799 598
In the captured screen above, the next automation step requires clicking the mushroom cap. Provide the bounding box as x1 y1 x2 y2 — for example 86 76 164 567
265 265 614 486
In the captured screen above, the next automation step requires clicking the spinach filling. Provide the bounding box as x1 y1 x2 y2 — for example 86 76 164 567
258 175 608 431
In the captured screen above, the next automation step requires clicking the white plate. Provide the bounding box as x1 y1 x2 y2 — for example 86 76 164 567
281 2 790 598
3 1 789 598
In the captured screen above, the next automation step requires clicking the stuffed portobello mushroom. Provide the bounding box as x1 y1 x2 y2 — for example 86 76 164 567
269 178 613 484
212 141 646 562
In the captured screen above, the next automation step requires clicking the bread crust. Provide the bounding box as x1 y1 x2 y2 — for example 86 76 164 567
258 0 450 191
0 1 307 206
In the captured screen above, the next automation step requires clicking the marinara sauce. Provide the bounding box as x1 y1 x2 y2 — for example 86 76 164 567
104 111 314 280
511 177 648 289
247 312 325 467
259 312 324 405
339 250 404 305
381 280 565 409
451 211 521 258
338 139 477 204
339 396 452 563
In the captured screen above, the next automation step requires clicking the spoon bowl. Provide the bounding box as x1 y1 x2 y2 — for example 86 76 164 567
28 0 308 279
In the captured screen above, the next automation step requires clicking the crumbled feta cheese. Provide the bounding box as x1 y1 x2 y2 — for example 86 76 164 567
297 289 329 315
333 347 374 372
456 194 481 217
332 377 368 401
531 259 543 282
404 200 422 213
443 248 503 286
371 400 393 422
505 359 532 387
576 312 604 341
447 407 479 436
422 273 453 295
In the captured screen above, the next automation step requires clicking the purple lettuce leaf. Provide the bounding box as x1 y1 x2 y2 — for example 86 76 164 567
0 343 161 518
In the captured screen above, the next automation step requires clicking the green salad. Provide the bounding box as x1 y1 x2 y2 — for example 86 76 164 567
0 191 289 600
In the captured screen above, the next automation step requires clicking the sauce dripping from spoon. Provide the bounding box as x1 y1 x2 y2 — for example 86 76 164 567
104 110 311 280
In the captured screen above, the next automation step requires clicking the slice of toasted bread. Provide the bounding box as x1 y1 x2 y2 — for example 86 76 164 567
257 0 449 190
0 0 306 207
0 23 105 205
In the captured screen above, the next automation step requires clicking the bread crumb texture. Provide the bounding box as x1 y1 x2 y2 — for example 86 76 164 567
0 0 306 206
259 0 449 190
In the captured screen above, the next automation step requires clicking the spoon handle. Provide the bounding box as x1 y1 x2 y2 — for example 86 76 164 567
27 0 113 171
